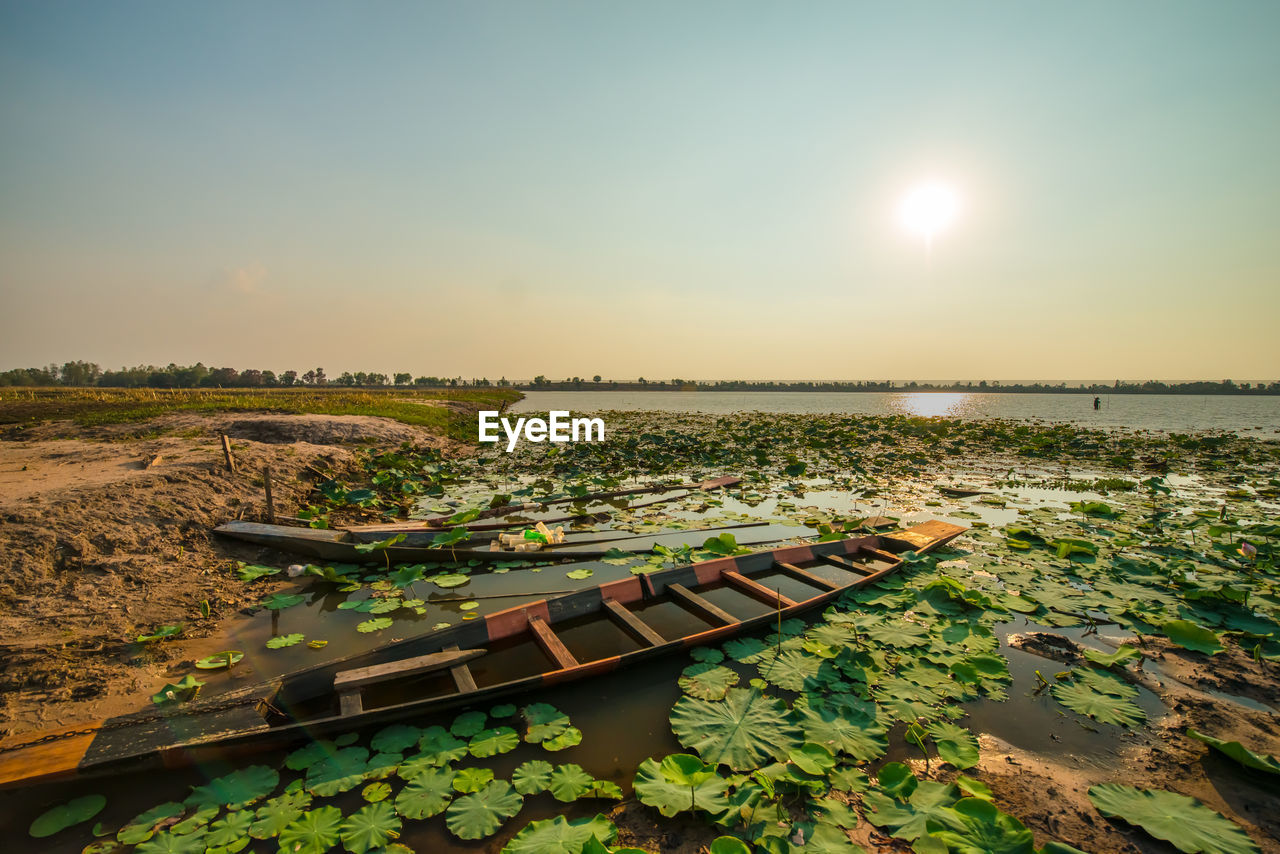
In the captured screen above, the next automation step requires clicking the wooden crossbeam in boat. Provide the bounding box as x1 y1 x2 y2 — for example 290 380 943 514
817 553 876 576
445 645 479 693
602 598 665 647
774 560 843 591
333 648 484 716
528 616 579 670
722 571 798 607
667 583 738 626
863 547 902 564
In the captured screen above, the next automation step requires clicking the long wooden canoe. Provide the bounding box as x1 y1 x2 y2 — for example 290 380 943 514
0 520 963 789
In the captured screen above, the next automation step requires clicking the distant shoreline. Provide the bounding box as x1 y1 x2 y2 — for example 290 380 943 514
514 383 1279 395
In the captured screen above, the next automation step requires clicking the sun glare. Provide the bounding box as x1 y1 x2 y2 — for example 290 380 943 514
899 182 960 250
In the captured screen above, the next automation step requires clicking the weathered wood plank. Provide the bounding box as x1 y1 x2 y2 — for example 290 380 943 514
445 645 479 693
774 561 843 590
338 691 363 717
668 583 738 626
333 648 485 693
818 553 876 576
863 547 902 564
723 570 798 607
529 617 579 670
602 597 665 646
0 724 101 788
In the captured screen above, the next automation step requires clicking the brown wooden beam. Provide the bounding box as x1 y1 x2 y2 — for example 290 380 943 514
774 561 843 590
333 648 485 694
818 553 876 576
445 644 479 693
722 570 798 607
667 583 738 626
602 597 665 647
528 616 579 670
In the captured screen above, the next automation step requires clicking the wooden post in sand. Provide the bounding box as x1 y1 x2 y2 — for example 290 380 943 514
263 465 276 523
220 434 236 473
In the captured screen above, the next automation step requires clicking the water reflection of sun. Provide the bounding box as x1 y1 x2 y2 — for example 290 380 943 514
889 392 974 418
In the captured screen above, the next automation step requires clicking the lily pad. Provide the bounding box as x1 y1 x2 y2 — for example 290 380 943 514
260 593 305 610
542 726 583 751
137 624 185 643
469 727 520 758
632 755 731 817
670 688 803 771
501 814 618 854
547 764 595 802
523 703 572 743
678 663 740 700
394 767 455 819
1087 784 1260 854
195 650 244 670
266 633 305 649
29 794 107 838
450 710 488 738
1186 729 1280 775
339 801 401 854
356 617 393 633
1051 678 1146 727
512 760 555 795
278 805 343 854
186 765 279 809
453 767 495 794
1162 620 1225 655
444 780 523 840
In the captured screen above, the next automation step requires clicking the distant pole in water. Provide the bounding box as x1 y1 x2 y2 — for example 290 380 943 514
1093 397 1101 411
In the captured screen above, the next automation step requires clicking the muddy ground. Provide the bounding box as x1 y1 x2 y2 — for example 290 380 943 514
0 413 469 737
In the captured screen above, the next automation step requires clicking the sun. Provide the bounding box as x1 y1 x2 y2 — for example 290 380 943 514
899 182 960 249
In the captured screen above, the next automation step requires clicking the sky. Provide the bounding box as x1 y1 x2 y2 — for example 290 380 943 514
1 1 1278 382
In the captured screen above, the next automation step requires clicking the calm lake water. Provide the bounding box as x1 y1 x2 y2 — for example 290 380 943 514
511 390 1280 436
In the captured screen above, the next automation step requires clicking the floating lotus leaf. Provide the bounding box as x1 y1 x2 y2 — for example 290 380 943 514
678 662 739 700
1087 784 1260 854
469 726 520 758
29 794 107 838
186 765 279 809
370 724 421 754
416 726 469 764
118 802 185 844
759 648 824 691
927 721 980 769
501 814 618 854
170 804 219 834
133 829 209 854
522 703 571 743
490 703 517 718
203 810 252 847
339 801 401 854
671 688 803 771
542 726 583 752
1162 620 1225 655
393 767 455 819
829 766 871 793
566 567 594 579
433 573 471 589
151 674 204 705
788 742 837 775
450 710 488 737
365 598 401 614
1075 666 1138 698
260 593 305 610
277 805 343 854
690 647 725 664
306 747 370 797
512 760 555 795
249 790 311 839
876 763 917 799
285 741 335 771
1186 729 1280 775
361 782 391 803
547 764 595 802
356 617 393 633
722 637 772 663
266 633 304 649
863 780 959 841
1051 679 1146 727
444 781 523 840
632 756 731 817
453 767 495 794
924 797 1036 853
195 650 244 670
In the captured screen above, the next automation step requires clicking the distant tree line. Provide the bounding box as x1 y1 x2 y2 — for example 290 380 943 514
517 377 1280 394
0 361 514 389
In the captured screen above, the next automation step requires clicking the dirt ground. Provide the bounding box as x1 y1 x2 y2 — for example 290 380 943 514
0 413 468 738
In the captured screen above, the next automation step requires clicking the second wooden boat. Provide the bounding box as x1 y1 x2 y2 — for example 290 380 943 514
0 519 963 789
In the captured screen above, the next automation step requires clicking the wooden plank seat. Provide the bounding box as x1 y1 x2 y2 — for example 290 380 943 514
335 648 483 716
668 583 738 626
774 560 843 590
528 616 579 670
723 570 798 607
818 553 877 576
603 598 665 647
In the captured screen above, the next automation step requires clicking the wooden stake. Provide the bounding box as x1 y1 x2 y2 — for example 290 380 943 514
220 433 236 473
264 465 275 523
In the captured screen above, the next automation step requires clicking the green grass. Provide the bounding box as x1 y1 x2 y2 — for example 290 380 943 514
0 387 522 441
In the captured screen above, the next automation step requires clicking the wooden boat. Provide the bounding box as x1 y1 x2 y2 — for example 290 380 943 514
213 518 812 564
0 520 963 789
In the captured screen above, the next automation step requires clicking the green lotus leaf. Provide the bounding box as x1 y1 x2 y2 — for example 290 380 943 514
356 617 393 633
285 741 335 771
490 703 517 718
236 563 281 582
862 780 959 841
170 804 219 834
512 760 555 795
277 805 343 854
444 781 523 840
1087 784 1261 854
547 764 596 802
679 662 740 700
501 814 618 854
566 567 594 580
795 698 888 762
393 767 455 819
632 756 731 817
204 810 253 847
433 573 471 589
925 797 1036 853
1162 620 1225 655
759 648 825 691
195 650 245 670
260 593 305 610
453 767 495 794
249 790 311 839
1051 678 1146 727
151 673 205 705
416 726 469 764
370 724 421 755
118 802 185 844
876 763 918 799
670 688 803 771
1186 729 1280 775
365 598 401 614
306 747 370 797
1083 644 1142 668
134 829 209 854
29 794 107 838
811 797 860 829
927 721 980 769
795 823 864 853
186 765 279 809
522 703 572 743
339 801 401 854
266 633 305 649
709 837 752 854
138 624 185 643
462 726 517 758
361 782 391 803
450 709 488 738
789 742 837 776
722 637 770 662
690 647 725 664
543 726 584 751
